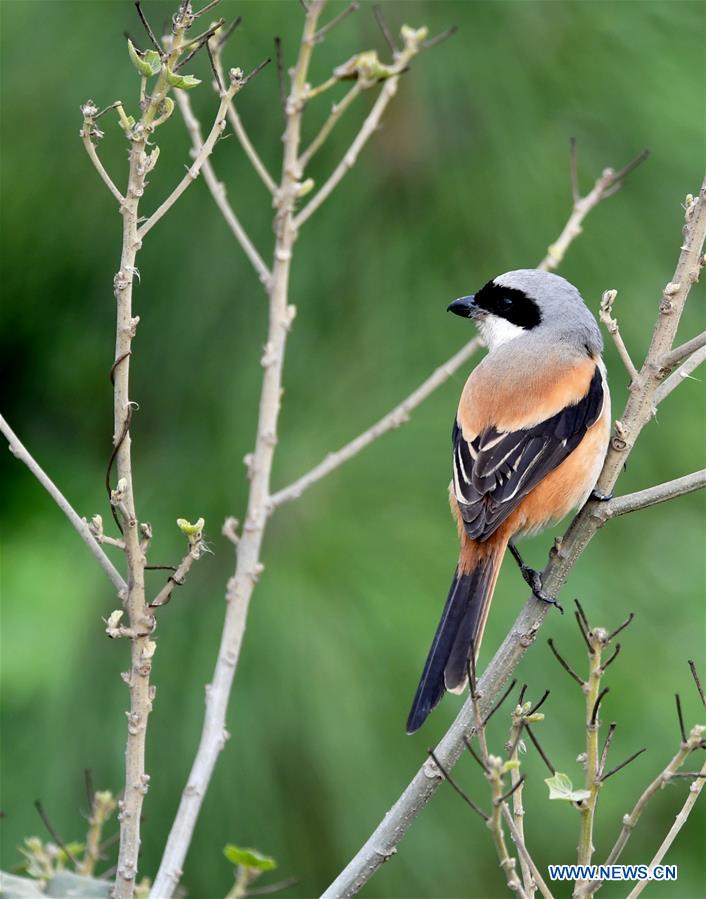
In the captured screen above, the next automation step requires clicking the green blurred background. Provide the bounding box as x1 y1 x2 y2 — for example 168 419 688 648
1 1 705 897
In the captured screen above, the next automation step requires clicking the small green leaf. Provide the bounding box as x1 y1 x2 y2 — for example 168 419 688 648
503 759 521 772
177 517 204 536
223 845 277 872
128 40 162 77
544 772 591 802
165 68 201 90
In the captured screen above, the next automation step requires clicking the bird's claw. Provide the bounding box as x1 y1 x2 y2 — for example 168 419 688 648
522 565 564 614
590 488 613 503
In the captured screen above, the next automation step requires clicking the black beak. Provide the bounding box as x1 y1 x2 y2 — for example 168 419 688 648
447 294 477 318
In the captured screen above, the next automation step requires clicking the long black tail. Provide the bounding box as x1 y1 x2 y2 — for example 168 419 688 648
406 557 497 734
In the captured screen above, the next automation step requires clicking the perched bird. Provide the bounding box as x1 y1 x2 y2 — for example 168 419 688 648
406 270 611 733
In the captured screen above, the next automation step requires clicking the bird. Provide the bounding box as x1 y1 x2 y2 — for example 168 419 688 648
406 269 611 734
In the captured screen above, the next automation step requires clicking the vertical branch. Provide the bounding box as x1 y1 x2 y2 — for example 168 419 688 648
110 13 192 898
150 5 327 897
575 628 604 888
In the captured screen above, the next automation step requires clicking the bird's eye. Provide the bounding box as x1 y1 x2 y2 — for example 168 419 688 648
496 296 513 311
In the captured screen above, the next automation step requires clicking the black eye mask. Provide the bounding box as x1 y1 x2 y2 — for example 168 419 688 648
473 280 542 329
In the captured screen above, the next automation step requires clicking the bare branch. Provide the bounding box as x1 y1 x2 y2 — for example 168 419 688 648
584 725 706 898
538 149 648 272
294 31 429 228
591 471 706 523
500 805 555 899
138 80 239 240
80 106 126 206
150 5 328 895
525 724 555 775
0 413 127 595
149 540 204 609
274 36 286 115
217 15 242 50
427 750 489 821
599 289 639 383
599 747 647 782
654 343 706 405
134 0 164 55
212 49 277 195
421 25 458 51
547 638 585 686
174 90 272 288
660 329 706 369
299 81 364 169
372 4 397 54
270 337 482 508
689 660 706 709
482 678 518 726
313 1 359 43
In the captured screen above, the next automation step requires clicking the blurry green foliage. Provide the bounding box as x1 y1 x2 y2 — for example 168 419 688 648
1 2 704 898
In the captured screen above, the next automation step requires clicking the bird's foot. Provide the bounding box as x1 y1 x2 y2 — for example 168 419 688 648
508 541 564 614
521 565 564 614
590 488 613 502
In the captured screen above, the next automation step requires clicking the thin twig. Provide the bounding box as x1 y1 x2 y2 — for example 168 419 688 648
194 0 222 17
496 776 526 806
176 18 225 70
660 329 706 369
217 15 242 50
80 114 126 206
599 747 647 782
34 800 79 867
421 25 458 50
590 687 610 726
137 80 239 240
574 598 591 632
299 81 363 169
599 643 621 673
247 877 301 896
592 471 706 523
174 90 272 289
538 149 649 271
689 660 706 709
483 678 518 725
548 639 585 686
575 611 594 654
599 289 639 383
525 724 555 775
655 343 706 405
427 750 489 820
149 542 203 608
212 50 277 195
135 0 164 55
527 690 550 717
675 694 687 745
269 337 482 508
462 735 490 773
598 722 617 778
605 612 634 643
313 1 359 43
294 32 427 228
0 414 126 595
500 804 555 899
274 36 286 114
372 4 397 54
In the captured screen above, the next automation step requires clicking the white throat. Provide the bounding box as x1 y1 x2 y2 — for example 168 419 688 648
477 315 525 350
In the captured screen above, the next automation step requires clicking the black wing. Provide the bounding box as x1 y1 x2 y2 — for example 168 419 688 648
452 365 604 541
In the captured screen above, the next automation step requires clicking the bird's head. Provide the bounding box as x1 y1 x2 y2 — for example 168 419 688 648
448 269 602 355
